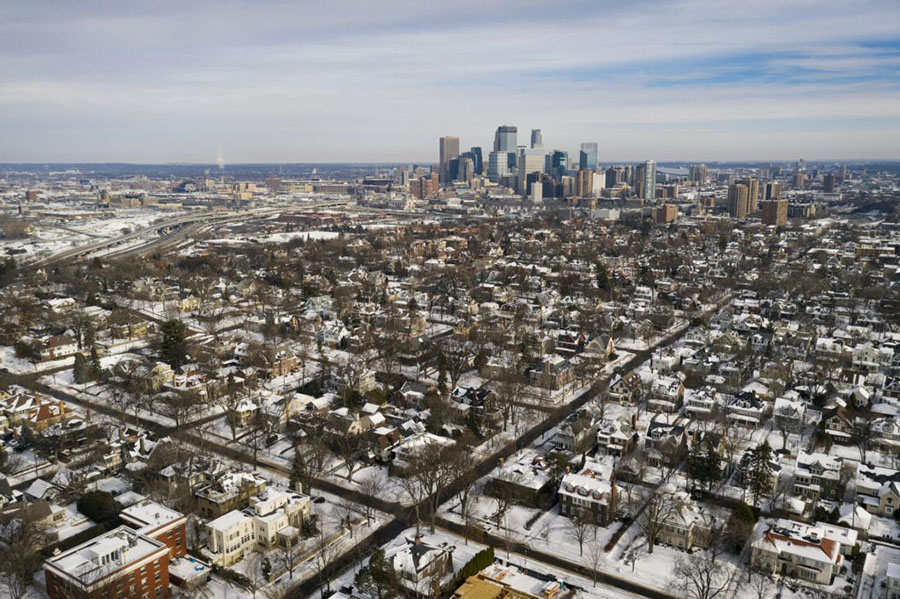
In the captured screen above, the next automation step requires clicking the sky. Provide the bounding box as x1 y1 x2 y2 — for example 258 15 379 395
2 0 900 163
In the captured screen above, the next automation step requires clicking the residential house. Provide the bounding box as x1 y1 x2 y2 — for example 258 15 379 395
608 371 644 406
751 519 843 585
793 451 844 502
558 459 619 526
487 450 555 509
596 418 638 457
647 374 684 413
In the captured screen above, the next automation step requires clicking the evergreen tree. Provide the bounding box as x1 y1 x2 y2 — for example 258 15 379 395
703 442 722 491
685 442 706 490
90 345 102 378
290 449 308 493
73 353 89 384
747 442 774 507
437 353 448 396
356 548 398 599
160 319 188 368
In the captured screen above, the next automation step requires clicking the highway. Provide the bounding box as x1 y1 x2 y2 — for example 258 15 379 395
28 200 351 269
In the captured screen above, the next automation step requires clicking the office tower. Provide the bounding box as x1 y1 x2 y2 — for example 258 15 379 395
493 125 517 171
797 158 807 172
459 157 475 183
518 148 545 193
623 165 633 186
470 147 483 175
689 164 708 184
727 183 750 218
735 177 759 213
487 150 509 182
605 167 621 188
493 125 517 152
793 173 806 189
761 199 788 226
635 160 656 201
823 173 835 193
764 181 781 200
579 143 599 170
549 150 568 179
439 136 459 184
839 164 848 181
530 129 543 149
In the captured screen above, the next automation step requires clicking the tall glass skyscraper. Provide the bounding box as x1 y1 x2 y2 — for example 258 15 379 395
493 126 518 172
493 125 517 152
579 142 599 170
550 150 568 179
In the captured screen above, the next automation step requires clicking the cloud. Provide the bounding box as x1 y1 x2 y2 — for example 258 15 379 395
1 0 899 161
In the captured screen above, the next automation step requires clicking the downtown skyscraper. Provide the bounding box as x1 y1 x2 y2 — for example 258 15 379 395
579 142 598 170
438 136 459 184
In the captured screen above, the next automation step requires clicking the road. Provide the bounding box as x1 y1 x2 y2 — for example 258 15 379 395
1 212 738 598
0 293 731 599
28 200 351 270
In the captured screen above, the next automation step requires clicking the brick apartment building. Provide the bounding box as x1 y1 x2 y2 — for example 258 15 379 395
45 527 170 599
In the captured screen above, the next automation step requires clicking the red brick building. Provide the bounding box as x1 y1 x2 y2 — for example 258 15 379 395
120 499 188 559
45 527 170 599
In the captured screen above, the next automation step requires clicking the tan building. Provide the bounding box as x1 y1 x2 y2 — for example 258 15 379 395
735 177 759 212
761 199 788 226
727 183 750 219
656 203 678 223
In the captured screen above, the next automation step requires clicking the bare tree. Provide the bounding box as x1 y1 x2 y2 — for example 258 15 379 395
746 569 773 599
639 486 683 554
273 538 306 580
0 512 49 599
312 522 340 597
669 552 736 599
335 497 361 538
356 473 380 526
567 514 593 556
242 552 266 599
583 534 608 587
335 434 364 482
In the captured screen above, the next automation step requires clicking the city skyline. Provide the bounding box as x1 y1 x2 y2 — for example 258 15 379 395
2 0 900 163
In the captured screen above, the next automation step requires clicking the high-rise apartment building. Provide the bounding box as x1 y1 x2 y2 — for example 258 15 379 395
793 173 807 189
689 164 708 184
579 143 599 170
439 136 459 184
735 177 759 213
656 204 678 223
574 169 593 198
727 183 750 218
764 181 781 200
823 173 835 193
605 167 622 188
635 160 656 201
761 199 788 226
